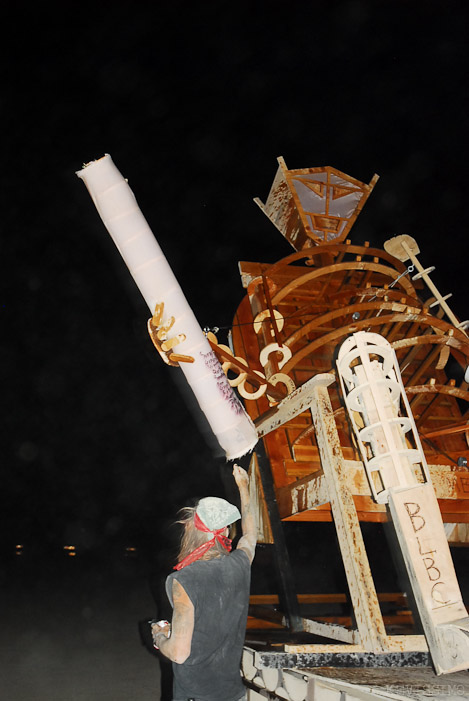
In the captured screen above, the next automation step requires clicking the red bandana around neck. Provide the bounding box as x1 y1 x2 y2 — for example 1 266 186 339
174 512 232 570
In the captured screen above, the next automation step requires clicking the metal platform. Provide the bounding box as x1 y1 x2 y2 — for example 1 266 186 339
242 648 469 700
250 649 430 670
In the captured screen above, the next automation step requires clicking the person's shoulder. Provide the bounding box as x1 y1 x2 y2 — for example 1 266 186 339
231 547 248 559
230 548 251 566
167 565 194 593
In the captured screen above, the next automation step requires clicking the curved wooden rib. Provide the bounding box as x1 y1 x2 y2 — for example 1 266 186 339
283 301 423 349
266 243 409 277
281 313 468 377
271 261 416 305
405 384 469 402
326 286 421 309
423 422 469 439
392 334 469 353
392 334 469 377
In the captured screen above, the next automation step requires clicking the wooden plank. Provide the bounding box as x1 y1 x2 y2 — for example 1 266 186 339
283 300 422 349
389 483 469 673
255 443 302 631
301 617 359 644
283 643 365 654
282 508 333 522
283 636 428 654
385 635 428 652
407 383 469 401
249 452 274 544
276 460 469 520
445 523 469 545
254 158 309 251
255 374 335 439
263 430 295 488
266 242 409 279
281 313 464 378
246 617 284 630
284 461 321 480
249 592 410 606
291 444 321 461
309 381 388 651
440 513 469 523
429 465 469 500
272 262 417 305
238 261 271 289
304 614 414 626
277 473 329 519
281 505 469 523
248 605 286 626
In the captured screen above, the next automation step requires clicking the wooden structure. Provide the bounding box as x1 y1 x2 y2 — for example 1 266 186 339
223 158 469 528
209 158 469 692
81 155 469 697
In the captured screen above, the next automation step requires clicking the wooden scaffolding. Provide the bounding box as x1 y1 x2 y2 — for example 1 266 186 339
209 158 469 684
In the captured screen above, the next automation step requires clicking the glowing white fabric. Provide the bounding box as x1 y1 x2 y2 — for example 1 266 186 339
77 154 258 459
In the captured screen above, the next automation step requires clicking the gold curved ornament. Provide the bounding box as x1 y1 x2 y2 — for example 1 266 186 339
148 302 194 366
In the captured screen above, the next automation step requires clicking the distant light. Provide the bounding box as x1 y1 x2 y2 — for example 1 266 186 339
68 552 76 557
124 546 137 557
63 545 76 551
16 544 23 556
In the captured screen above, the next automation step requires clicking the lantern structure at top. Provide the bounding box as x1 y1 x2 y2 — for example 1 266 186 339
254 156 379 250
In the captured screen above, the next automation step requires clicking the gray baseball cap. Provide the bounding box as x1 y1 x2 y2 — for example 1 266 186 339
196 497 241 531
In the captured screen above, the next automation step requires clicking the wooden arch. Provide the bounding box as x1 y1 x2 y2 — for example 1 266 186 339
271 261 417 305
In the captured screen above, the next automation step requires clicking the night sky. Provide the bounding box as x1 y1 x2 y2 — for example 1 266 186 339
2 1 469 564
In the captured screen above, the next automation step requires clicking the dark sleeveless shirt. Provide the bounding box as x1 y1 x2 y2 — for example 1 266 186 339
165 548 250 701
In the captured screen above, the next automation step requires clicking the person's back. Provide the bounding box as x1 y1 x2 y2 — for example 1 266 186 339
166 549 250 701
152 464 256 701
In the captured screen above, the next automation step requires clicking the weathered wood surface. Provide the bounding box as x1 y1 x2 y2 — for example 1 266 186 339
276 462 469 521
254 158 378 249
389 483 469 674
309 382 388 652
233 242 469 522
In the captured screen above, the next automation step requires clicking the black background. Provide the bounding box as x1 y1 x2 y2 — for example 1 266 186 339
2 1 468 577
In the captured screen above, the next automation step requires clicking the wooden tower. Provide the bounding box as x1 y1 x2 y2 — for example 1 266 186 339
208 157 469 687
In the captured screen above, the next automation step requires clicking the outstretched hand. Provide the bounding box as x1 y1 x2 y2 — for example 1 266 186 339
232 464 256 562
233 463 249 490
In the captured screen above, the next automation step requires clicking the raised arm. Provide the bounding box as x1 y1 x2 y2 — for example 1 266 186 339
152 579 194 664
233 464 257 563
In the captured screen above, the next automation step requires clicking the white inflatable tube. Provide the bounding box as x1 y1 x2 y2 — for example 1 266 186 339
77 154 258 459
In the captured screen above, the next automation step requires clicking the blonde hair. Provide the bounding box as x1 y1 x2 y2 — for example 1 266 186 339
176 504 231 565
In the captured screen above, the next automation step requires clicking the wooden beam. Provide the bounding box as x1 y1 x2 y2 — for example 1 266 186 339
249 592 410 606
255 442 302 632
309 380 388 652
389 483 469 673
301 617 359 644
208 338 286 402
284 635 428 654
